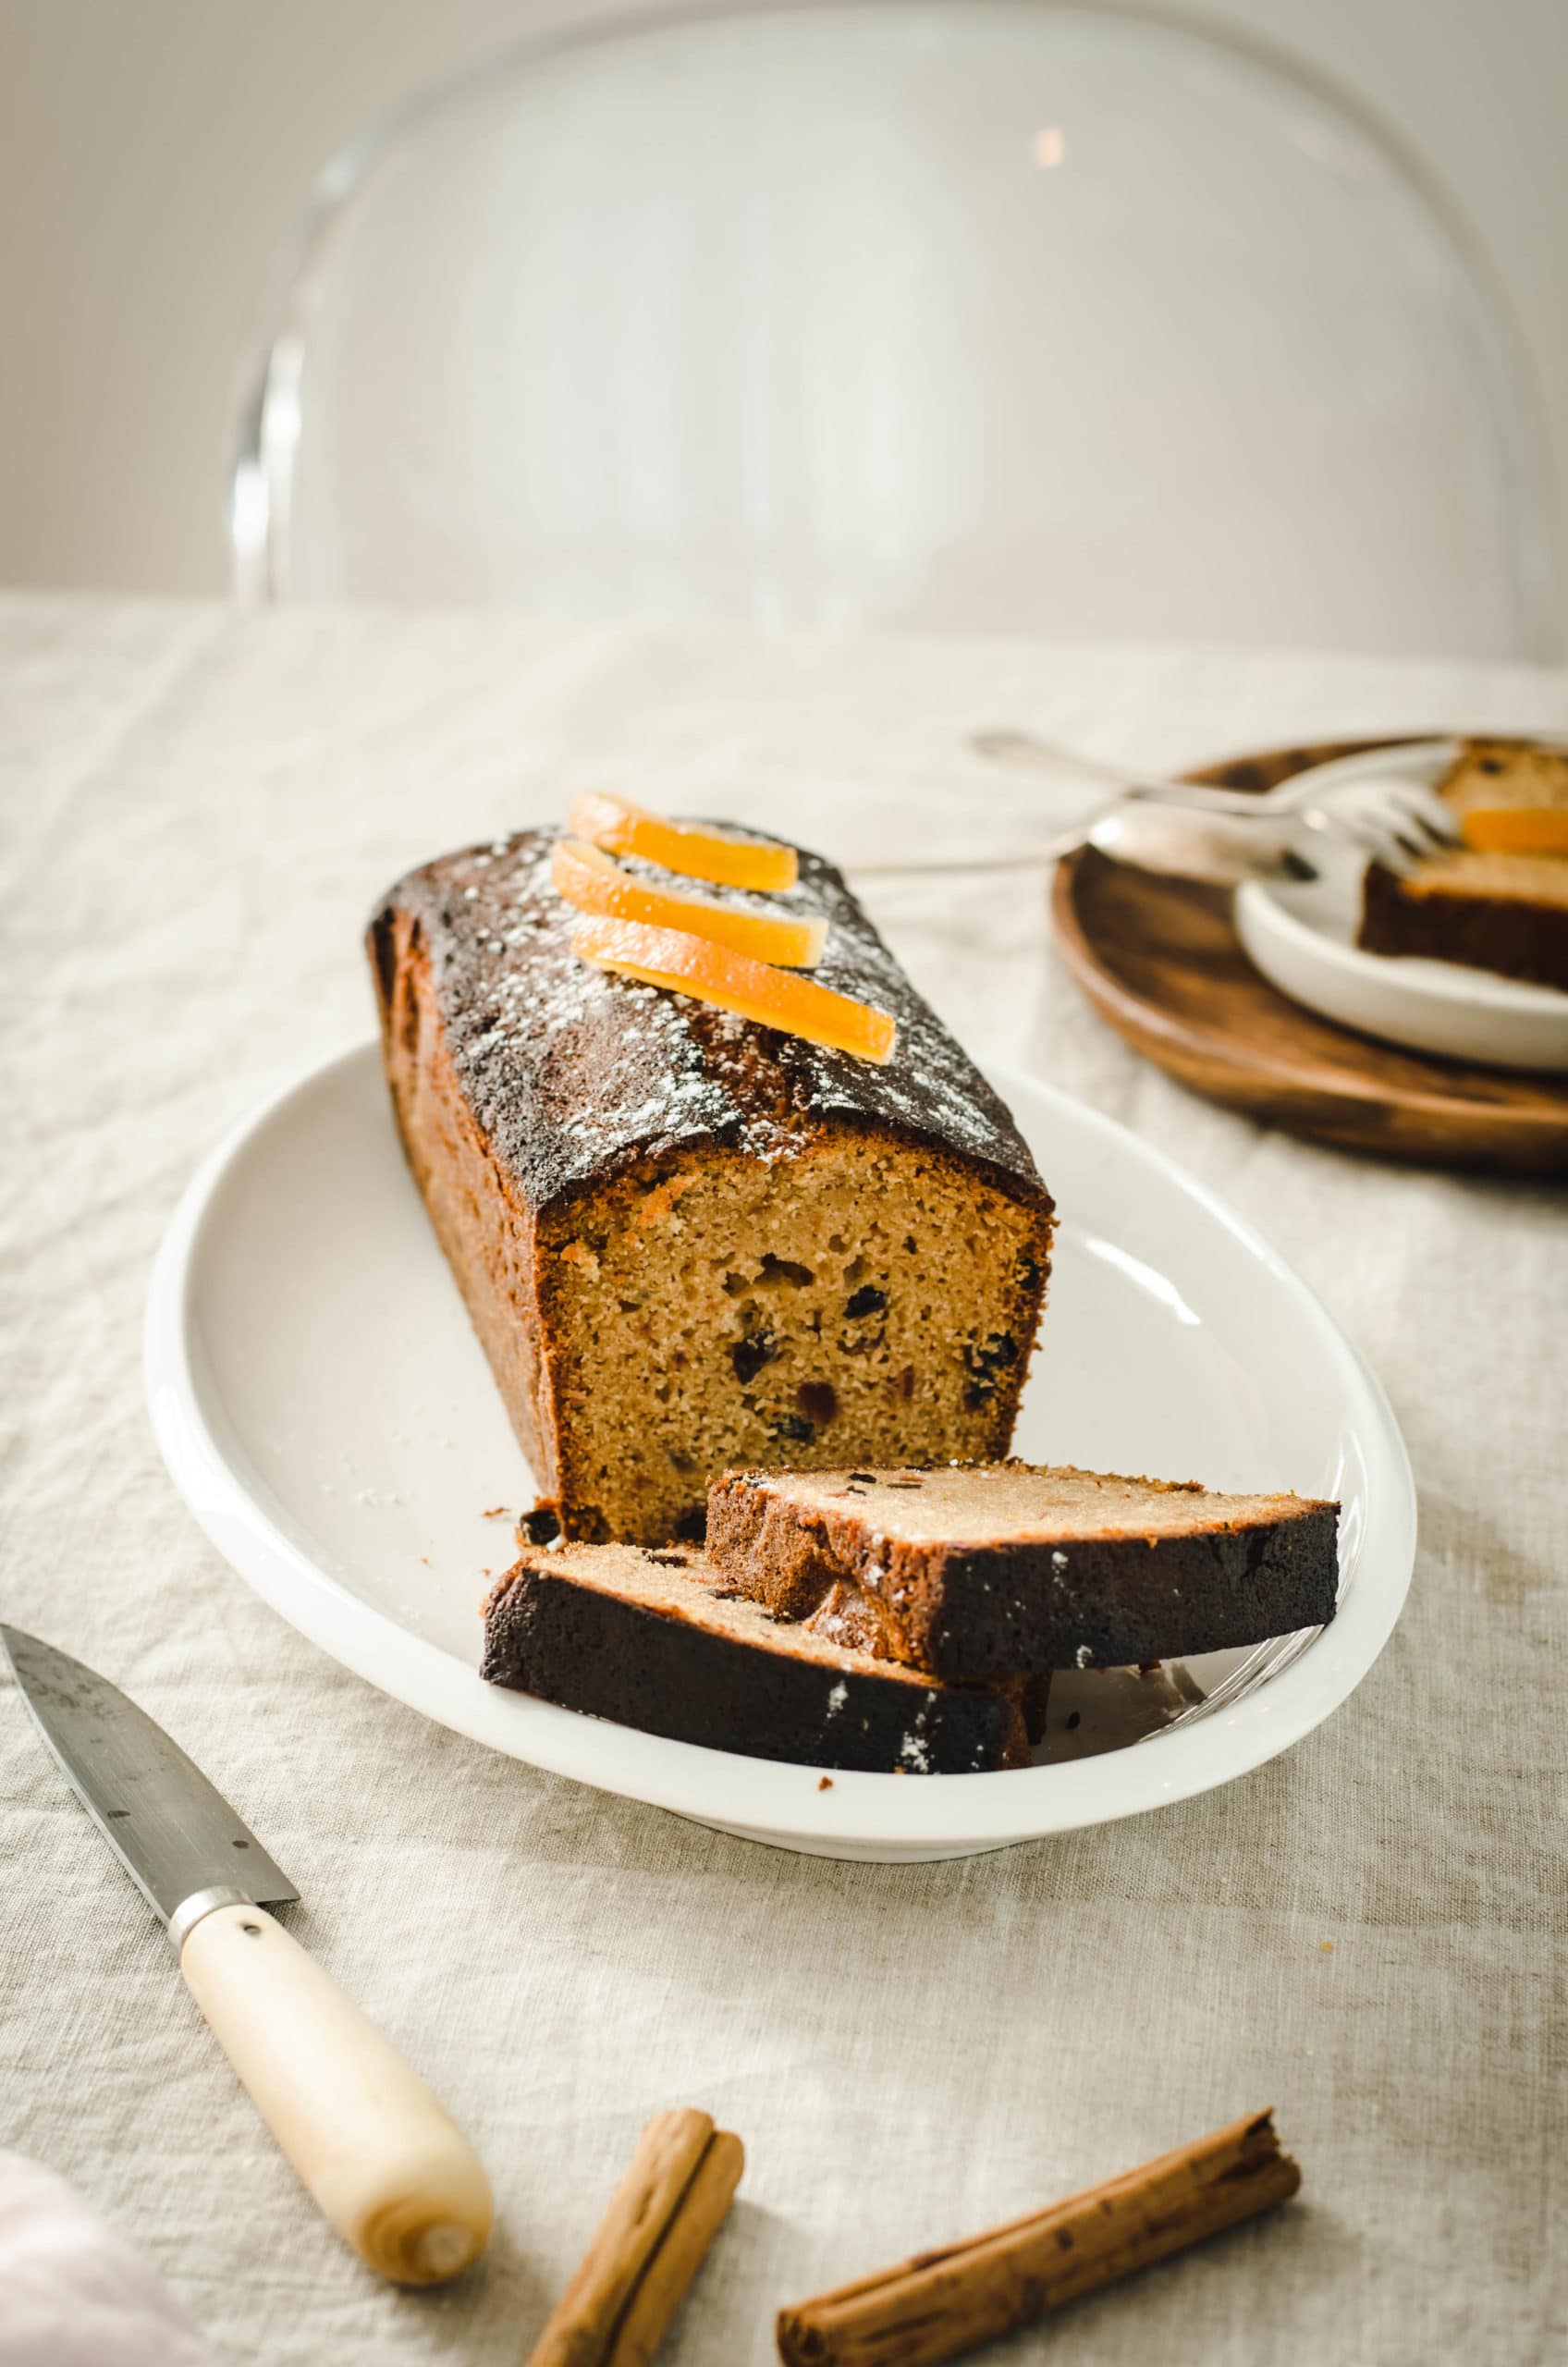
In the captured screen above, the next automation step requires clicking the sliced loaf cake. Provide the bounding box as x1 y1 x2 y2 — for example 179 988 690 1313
705 1463 1340 1681
482 1541 1037 1772
1358 739 1568 990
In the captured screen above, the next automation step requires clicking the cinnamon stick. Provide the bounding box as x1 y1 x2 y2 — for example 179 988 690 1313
776 2109 1300 2367
611 2129 745 2367
528 2108 744 2367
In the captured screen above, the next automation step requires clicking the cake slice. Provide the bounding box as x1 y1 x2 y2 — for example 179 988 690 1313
706 1463 1340 1682
1358 739 1568 991
370 826 1053 1545
481 1542 1036 1772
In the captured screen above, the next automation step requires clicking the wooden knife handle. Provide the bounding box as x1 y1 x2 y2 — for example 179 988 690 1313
178 1901 493 2285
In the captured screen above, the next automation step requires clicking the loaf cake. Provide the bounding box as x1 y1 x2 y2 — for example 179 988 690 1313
370 828 1053 1545
1358 740 1568 991
482 1542 1039 1772
706 1463 1341 1681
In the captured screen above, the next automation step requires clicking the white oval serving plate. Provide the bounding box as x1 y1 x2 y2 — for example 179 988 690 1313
1234 739 1568 1073
146 1042 1414 1862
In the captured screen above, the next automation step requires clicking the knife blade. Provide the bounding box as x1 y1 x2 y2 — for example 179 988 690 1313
1 1624 298 1921
3 1625 492 2287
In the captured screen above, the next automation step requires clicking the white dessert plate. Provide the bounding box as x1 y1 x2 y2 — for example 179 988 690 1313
1233 740 1568 1073
146 1042 1415 1863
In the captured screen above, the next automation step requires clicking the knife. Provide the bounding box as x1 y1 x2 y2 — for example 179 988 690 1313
2 1625 493 2287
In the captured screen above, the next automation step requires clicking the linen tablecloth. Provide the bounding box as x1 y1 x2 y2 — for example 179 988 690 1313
2 595 1563 2364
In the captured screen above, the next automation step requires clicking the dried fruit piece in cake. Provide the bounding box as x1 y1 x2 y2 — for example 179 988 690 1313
706 1463 1340 1681
369 828 1052 1545
551 838 827 967
568 791 799 893
1359 740 1568 990
572 917 897 1064
481 1542 1032 1772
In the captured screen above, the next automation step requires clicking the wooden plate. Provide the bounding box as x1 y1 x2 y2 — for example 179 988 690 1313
1051 737 1568 1176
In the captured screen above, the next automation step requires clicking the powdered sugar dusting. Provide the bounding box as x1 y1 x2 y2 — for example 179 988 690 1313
898 1704 937 1772
373 823 1046 1211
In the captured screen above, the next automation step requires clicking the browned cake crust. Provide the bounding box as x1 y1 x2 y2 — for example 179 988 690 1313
1360 860 1568 992
706 1463 1341 1681
1357 740 1568 991
793 1577 1051 1744
369 827 1054 1543
481 1542 1032 1772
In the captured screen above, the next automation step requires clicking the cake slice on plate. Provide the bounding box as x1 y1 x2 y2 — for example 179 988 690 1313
482 1542 1038 1773
705 1463 1340 1682
1358 739 1568 991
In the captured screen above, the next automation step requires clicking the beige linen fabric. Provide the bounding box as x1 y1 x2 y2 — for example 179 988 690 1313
1 595 1563 2363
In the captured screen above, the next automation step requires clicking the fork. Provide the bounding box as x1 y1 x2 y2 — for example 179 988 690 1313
853 730 1460 886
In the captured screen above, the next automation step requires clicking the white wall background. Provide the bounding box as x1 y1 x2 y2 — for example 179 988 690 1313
3 0 1565 631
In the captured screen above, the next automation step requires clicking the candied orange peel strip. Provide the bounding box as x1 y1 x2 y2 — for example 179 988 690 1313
551 837 826 968
567 791 799 893
572 917 897 1064
1459 807 1568 857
